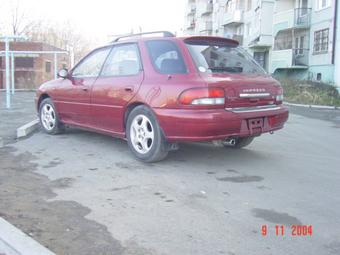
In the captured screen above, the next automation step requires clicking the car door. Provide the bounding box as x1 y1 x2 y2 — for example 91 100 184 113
91 43 144 133
54 47 111 126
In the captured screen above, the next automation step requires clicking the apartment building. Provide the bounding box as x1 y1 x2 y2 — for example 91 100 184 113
184 0 339 88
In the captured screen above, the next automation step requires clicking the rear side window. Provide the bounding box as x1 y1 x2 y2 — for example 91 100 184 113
101 44 141 77
146 40 187 74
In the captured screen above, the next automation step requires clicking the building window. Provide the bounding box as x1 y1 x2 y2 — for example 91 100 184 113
254 52 266 69
316 0 331 10
226 0 241 12
317 73 322 81
313 28 329 53
45 61 51 73
274 31 293 50
246 23 251 36
15 57 34 68
246 0 252 11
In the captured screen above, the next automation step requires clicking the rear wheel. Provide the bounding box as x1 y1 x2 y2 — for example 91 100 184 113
39 98 64 135
223 136 254 149
126 105 168 162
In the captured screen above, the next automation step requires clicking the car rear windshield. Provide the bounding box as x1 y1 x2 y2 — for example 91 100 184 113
185 40 266 75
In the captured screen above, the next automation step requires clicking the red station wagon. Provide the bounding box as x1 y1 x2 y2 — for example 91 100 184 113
36 31 289 162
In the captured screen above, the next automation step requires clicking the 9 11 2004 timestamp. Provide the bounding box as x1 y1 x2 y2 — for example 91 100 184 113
261 225 313 237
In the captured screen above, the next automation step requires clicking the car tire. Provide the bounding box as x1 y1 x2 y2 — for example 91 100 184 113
126 105 168 163
224 136 254 149
39 98 64 135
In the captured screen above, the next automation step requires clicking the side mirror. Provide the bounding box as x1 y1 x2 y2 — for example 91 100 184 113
57 68 69 79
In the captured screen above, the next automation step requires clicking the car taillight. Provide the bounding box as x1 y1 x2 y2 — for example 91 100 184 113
276 87 284 104
178 87 225 106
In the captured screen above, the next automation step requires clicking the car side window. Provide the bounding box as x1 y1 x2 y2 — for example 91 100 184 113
101 44 141 77
72 47 111 77
146 40 187 74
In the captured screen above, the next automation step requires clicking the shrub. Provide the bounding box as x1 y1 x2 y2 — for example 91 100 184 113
278 79 340 106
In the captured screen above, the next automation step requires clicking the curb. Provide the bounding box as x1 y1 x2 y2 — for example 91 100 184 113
284 102 339 110
0 217 55 255
17 119 39 139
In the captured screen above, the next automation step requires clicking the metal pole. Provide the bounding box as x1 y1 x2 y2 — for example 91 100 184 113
54 53 57 79
11 52 15 94
5 38 10 109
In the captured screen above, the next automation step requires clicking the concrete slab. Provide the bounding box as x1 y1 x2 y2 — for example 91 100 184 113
0 217 55 255
16 119 39 139
0 91 36 145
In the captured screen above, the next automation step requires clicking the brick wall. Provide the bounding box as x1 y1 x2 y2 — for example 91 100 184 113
0 41 69 89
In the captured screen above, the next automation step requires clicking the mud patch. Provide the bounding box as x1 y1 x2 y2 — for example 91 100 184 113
0 147 149 254
115 162 138 170
257 185 272 190
252 208 302 226
226 169 238 173
111 185 134 191
42 159 63 169
50 178 75 189
217 175 263 183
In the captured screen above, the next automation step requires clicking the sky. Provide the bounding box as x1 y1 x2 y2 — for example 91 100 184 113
0 0 186 44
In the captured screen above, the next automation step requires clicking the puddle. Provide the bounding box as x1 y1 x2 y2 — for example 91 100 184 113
51 178 75 189
217 175 263 183
252 208 302 226
42 159 63 168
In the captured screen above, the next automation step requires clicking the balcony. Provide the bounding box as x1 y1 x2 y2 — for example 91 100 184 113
201 2 213 15
200 21 212 31
187 7 196 16
223 10 244 26
271 49 309 72
186 20 196 30
273 8 311 35
232 34 243 45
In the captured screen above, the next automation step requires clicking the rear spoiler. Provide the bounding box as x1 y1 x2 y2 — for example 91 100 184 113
183 36 239 47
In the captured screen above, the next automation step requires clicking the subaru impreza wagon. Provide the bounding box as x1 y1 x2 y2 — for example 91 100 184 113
36 31 289 162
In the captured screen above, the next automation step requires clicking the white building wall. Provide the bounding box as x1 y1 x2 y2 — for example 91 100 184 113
184 0 338 85
334 0 340 89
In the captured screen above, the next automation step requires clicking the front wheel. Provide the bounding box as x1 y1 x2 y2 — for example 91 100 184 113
223 136 255 149
126 106 168 163
39 98 64 135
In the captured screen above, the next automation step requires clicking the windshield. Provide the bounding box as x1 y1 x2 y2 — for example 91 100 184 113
186 42 266 75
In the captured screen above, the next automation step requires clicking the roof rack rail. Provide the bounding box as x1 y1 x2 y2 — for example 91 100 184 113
112 31 175 42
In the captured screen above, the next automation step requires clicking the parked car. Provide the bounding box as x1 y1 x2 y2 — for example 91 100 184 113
36 31 289 162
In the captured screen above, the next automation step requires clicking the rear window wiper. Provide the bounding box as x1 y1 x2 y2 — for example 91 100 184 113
208 67 243 73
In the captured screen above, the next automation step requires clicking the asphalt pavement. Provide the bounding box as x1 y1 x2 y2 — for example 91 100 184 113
0 111 339 254
0 91 36 145
0 92 340 254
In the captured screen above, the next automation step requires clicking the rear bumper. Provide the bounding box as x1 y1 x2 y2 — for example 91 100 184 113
154 105 289 142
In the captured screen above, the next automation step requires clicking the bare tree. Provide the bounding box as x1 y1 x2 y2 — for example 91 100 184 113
26 20 95 63
10 0 36 36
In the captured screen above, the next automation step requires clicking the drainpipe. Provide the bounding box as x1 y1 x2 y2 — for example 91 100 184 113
332 0 338 65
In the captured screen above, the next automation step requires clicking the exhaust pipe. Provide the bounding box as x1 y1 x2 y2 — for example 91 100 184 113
224 138 236 146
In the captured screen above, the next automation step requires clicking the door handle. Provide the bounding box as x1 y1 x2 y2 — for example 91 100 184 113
124 86 134 92
82 87 88 92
